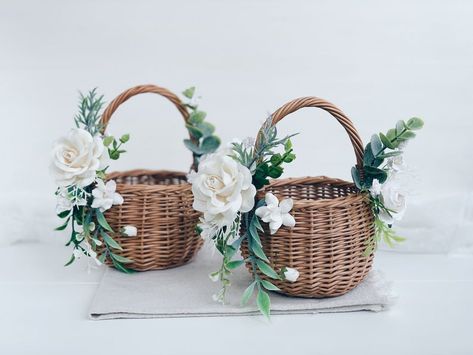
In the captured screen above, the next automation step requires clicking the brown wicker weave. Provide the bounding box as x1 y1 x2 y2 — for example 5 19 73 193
100 85 203 271
241 97 375 297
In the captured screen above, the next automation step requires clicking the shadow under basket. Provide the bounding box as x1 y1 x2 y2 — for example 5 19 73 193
104 169 203 271
241 176 375 298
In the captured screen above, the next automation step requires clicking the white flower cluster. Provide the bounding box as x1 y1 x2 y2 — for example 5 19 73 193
369 155 407 224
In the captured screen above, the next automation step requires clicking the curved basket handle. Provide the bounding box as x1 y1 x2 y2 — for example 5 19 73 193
100 84 197 170
258 96 364 170
100 84 189 132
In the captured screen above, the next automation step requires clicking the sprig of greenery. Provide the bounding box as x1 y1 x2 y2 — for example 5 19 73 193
232 116 297 189
74 88 105 136
351 117 424 190
352 117 424 254
181 87 221 169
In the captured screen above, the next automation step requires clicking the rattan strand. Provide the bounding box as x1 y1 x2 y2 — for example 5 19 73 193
99 85 203 271
241 97 375 297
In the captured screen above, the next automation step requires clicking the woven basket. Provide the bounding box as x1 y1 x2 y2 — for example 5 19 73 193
241 97 375 298
100 84 203 271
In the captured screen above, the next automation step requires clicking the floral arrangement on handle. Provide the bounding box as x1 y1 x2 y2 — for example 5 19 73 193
350 117 424 254
51 87 218 272
189 115 423 317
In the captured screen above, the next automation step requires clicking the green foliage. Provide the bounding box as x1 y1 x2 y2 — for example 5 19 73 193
355 117 424 190
107 134 130 161
256 287 271 318
74 88 105 136
364 216 406 256
181 87 220 168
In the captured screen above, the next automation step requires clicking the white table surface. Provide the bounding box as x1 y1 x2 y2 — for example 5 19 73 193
0 242 472 355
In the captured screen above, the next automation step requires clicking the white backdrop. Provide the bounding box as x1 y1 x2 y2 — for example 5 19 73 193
0 0 471 252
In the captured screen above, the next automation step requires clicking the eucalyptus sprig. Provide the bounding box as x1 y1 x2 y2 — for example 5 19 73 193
181 87 221 169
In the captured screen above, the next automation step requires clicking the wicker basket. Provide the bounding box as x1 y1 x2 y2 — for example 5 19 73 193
241 97 375 297
100 84 203 271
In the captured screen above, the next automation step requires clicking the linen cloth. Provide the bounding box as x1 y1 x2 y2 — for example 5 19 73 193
89 246 394 320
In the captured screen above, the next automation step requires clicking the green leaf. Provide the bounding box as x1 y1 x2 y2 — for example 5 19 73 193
268 166 283 179
351 166 362 189
406 117 424 130
185 124 203 139
119 134 130 143
364 166 388 183
386 128 396 141
396 120 406 134
227 236 244 259
55 218 70 231
226 259 245 270
182 86 195 99
189 110 206 124
64 254 75 266
399 130 416 140
196 121 215 137
110 253 133 264
251 241 269 262
283 153 296 163
284 138 292 151
98 253 107 264
253 214 264 232
103 136 114 147
256 259 279 279
183 139 203 155
101 231 123 250
111 258 135 274
256 288 271 318
201 136 221 153
241 281 256 306
57 210 71 219
249 218 262 246
379 133 395 150
95 210 113 232
363 143 383 167
270 154 282 165
370 134 383 156
261 279 280 291
378 151 402 159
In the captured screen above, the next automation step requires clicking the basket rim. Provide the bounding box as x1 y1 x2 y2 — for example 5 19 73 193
106 169 191 192
260 175 369 209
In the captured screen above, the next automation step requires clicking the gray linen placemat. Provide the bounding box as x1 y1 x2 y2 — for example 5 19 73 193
89 245 393 320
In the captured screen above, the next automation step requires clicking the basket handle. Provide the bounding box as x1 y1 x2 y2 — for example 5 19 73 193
258 96 364 170
100 84 190 132
100 84 198 170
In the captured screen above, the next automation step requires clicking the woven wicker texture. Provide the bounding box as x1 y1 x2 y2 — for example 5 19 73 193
100 85 202 271
241 97 375 297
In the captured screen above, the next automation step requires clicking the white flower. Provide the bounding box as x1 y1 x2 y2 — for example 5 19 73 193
386 154 404 172
255 193 296 234
189 151 256 228
121 225 137 237
197 218 219 239
56 194 73 214
283 267 300 282
398 140 408 151
91 180 124 212
369 179 382 197
50 128 109 187
378 174 407 224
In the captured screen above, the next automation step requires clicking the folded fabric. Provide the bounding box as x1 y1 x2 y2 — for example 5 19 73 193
89 245 394 320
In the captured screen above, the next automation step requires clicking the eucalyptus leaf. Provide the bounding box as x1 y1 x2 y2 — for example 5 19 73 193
196 121 215 137
185 124 203 139
201 136 221 153
396 120 406 134
406 117 424 130
399 130 416 140
189 110 206 124
379 133 395 149
351 166 362 189
182 86 195 99
370 134 383 155
183 139 204 155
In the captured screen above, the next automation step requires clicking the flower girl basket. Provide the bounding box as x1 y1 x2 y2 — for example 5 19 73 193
244 97 375 297
100 84 203 271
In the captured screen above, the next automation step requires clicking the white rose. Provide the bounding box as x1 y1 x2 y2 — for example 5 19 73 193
121 225 137 237
255 193 296 234
379 174 407 224
189 151 256 228
50 128 109 187
283 267 300 283
91 180 124 212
